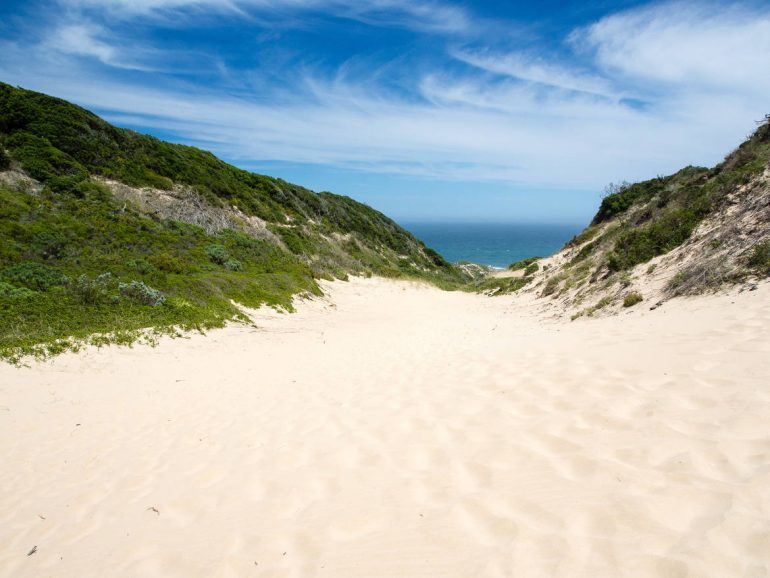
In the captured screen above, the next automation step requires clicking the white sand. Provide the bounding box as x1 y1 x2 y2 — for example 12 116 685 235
1 278 769 577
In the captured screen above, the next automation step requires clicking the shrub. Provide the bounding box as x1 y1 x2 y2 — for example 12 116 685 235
224 258 243 271
1 261 68 291
0 147 9 170
524 262 539 276
623 292 643 307
221 229 261 249
31 231 68 259
205 244 230 265
748 240 770 275
71 273 114 304
276 227 309 255
118 281 165 306
150 252 184 274
0 280 36 299
127 258 155 275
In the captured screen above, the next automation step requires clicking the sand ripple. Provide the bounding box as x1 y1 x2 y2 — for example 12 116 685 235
1 279 769 577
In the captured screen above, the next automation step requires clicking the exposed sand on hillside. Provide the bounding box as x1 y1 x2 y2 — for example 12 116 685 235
2 278 769 577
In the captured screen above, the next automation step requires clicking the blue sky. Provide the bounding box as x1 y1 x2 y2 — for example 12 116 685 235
1 0 769 223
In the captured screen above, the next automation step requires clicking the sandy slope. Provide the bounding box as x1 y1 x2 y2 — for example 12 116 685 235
1 278 769 577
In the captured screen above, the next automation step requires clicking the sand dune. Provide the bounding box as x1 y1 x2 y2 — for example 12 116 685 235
1 278 769 577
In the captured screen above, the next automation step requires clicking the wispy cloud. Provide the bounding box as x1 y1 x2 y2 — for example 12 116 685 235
58 0 470 33
40 20 227 75
44 23 160 71
451 49 619 100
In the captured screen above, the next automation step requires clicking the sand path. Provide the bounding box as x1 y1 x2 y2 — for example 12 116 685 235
1 278 769 577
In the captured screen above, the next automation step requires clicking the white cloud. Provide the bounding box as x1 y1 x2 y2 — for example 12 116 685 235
42 21 226 74
49 24 113 61
451 49 619 99
45 23 154 70
58 0 469 33
573 1 770 93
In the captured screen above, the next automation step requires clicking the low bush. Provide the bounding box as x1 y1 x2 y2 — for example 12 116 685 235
71 273 114 305
205 244 230 265
118 280 165 306
127 258 155 275
224 258 243 272
1 261 68 291
150 253 185 274
0 280 36 299
748 240 770 275
623 292 643 307
31 231 68 259
274 226 310 255
524 262 539 276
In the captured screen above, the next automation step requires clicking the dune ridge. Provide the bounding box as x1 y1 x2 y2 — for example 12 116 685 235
1 277 769 577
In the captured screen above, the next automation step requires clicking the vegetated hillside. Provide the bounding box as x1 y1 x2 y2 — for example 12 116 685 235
0 83 467 360
509 116 770 318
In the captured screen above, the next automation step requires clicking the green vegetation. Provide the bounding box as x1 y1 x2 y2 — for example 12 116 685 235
0 83 461 280
542 273 565 297
571 296 613 320
0 83 468 361
593 179 666 224
565 224 600 247
0 181 323 360
606 188 711 271
748 241 770 276
523 262 539 276
508 256 539 271
567 118 770 277
623 292 643 307
474 275 531 295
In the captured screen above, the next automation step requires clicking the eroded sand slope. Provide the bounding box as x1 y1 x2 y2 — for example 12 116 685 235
1 278 769 577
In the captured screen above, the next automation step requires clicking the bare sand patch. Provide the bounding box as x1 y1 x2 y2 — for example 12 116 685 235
1 278 769 577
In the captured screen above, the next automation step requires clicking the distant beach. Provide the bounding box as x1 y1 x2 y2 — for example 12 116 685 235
402 222 583 268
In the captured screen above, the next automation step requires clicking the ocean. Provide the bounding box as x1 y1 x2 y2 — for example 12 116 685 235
402 222 584 269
